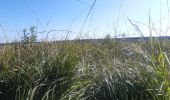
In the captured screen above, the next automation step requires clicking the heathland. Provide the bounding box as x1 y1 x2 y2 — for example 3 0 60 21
0 35 170 100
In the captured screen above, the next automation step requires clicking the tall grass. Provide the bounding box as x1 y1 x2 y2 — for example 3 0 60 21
0 38 170 100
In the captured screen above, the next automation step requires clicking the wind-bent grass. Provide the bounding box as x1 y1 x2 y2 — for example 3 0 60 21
0 38 170 100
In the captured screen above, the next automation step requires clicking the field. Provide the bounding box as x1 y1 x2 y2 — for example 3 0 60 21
0 37 170 100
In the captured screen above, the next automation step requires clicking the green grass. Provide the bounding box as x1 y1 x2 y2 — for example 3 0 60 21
0 38 170 100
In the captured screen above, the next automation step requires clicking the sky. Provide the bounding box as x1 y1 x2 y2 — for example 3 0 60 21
0 0 170 42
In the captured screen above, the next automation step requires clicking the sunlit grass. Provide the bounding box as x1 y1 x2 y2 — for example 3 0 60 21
0 37 170 100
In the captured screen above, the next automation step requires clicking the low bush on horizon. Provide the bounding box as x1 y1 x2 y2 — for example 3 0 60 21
0 37 170 100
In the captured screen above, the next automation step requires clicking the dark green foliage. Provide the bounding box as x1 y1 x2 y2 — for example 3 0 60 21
21 26 37 43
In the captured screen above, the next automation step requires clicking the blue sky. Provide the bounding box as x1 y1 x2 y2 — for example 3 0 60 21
0 0 169 42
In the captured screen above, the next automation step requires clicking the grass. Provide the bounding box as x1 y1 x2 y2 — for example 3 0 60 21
0 37 170 100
